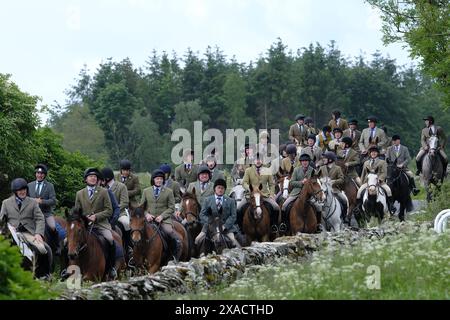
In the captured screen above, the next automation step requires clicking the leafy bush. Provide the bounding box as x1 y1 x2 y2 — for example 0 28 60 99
0 236 56 300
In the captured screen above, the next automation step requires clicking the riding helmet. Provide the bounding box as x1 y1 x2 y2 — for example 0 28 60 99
197 165 212 179
391 135 401 141
83 167 101 180
151 169 165 186
286 144 297 155
299 153 311 162
159 164 172 174
100 167 115 182
307 134 316 142
304 117 313 124
348 119 358 125
214 178 227 190
119 159 132 170
368 146 380 153
11 178 28 192
295 114 305 121
35 164 48 174
333 127 343 134
323 151 337 162
423 115 434 123
342 137 353 147
367 115 378 123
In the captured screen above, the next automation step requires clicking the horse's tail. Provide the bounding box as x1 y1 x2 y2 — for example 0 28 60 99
405 196 414 212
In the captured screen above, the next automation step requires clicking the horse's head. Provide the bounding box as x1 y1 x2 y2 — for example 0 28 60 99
230 184 245 204
181 190 200 224
278 166 293 200
249 184 263 219
0 214 9 237
367 173 379 196
65 207 89 260
129 205 147 244
428 136 439 155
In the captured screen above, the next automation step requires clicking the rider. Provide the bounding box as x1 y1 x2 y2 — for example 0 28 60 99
316 151 349 216
116 159 141 208
356 146 395 214
195 178 241 248
301 135 323 166
27 164 58 254
415 116 447 176
140 169 182 262
280 153 317 230
231 143 254 184
338 137 361 186
1 178 50 278
328 128 345 154
386 135 420 196
101 167 132 258
160 164 182 216
343 119 361 152
304 117 319 136
316 125 333 152
289 114 308 147
205 154 225 184
75 168 116 279
359 116 388 158
175 149 199 189
279 143 300 175
186 164 215 208
328 110 349 131
238 153 281 232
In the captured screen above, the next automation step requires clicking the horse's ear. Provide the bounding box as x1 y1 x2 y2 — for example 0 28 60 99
249 184 254 192
369 135 372 144
258 183 263 191
129 203 135 213
192 187 196 195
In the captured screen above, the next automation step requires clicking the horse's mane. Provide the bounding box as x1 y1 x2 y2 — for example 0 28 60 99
182 192 200 206
131 206 145 218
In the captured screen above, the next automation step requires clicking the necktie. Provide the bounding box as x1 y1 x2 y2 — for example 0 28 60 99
396 146 400 157
370 159 375 168
88 188 94 200
351 130 355 140
36 181 42 195
154 187 160 198
121 176 126 183
300 125 304 134
371 128 375 139
201 182 206 192
16 198 22 210
256 167 261 175
216 196 222 209
186 164 191 170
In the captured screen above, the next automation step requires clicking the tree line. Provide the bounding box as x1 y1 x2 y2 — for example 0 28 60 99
49 39 449 173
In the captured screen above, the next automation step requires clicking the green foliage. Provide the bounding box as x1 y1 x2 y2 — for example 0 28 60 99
0 236 56 299
420 180 450 222
366 0 450 107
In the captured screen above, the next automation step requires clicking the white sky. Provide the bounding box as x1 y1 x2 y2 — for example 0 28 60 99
0 0 415 122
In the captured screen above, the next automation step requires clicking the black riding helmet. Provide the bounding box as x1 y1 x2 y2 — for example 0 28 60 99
11 178 28 193
295 114 305 121
299 153 311 162
286 144 297 155
35 164 48 174
342 137 353 147
83 167 101 180
151 169 165 186
101 167 115 182
119 159 132 170
323 151 337 162
214 178 227 190
197 164 212 180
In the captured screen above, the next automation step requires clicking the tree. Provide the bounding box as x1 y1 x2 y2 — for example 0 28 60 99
366 0 450 107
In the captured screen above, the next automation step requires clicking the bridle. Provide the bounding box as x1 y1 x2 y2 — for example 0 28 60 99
130 219 160 245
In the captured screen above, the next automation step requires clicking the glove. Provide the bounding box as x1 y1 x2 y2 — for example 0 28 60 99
195 232 206 245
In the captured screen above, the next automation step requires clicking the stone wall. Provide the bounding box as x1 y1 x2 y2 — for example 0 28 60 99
60 221 431 300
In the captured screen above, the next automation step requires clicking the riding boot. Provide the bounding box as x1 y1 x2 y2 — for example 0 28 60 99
415 160 422 176
409 177 420 196
107 242 117 280
387 196 396 215
50 228 61 256
173 237 182 262
279 209 288 233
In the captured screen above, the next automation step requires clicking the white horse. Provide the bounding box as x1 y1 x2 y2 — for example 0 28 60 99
318 177 343 232
230 180 245 209
362 173 388 225
422 135 445 202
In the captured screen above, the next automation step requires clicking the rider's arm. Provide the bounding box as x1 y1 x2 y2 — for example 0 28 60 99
224 199 237 232
161 192 175 220
358 132 366 152
289 168 304 189
199 199 210 225
94 190 113 222
32 202 46 237
40 183 56 207
128 175 141 198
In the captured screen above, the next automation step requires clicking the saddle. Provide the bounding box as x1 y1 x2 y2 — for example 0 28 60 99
91 229 124 261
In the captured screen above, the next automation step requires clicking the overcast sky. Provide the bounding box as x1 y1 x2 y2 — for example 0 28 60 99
0 0 415 120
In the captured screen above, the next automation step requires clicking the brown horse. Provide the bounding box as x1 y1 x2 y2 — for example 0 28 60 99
129 206 189 274
180 189 202 258
242 184 271 242
65 207 126 282
289 178 325 234
336 160 359 224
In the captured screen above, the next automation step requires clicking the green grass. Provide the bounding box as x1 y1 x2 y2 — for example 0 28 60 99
160 221 449 300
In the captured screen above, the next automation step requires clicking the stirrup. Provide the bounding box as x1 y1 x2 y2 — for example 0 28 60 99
278 223 287 233
271 225 279 233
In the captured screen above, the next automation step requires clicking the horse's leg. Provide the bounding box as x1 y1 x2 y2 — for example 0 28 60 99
399 202 405 222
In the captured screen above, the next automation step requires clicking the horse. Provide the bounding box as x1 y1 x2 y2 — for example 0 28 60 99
242 184 272 242
387 161 413 221
289 178 325 234
197 210 231 256
129 206 189 274
180 190 202 258
422 136 445 202
65 207 126 282
0 214 53 279
335 160 359 225
358 173 387 226
230 183 245 211
318 177 344 232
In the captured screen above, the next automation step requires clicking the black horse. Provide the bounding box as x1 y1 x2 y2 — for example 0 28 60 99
387 160 413 221
197 208 232 256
